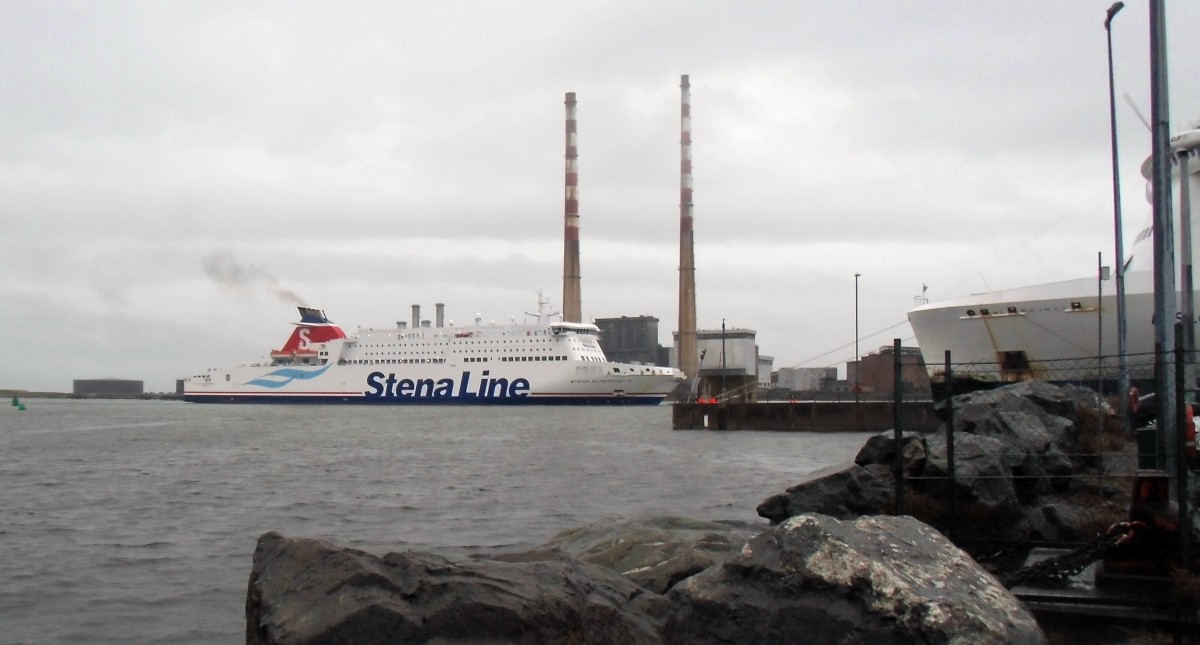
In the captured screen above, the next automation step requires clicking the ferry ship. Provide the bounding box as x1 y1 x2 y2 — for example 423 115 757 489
907 127 1200 381
183 297 684 405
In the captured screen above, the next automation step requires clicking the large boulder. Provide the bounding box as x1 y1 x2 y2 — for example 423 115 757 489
664 513 1045 644
992 393 1078 448
756 462 891 524
1061 383 1114 416
854 430 928 476
938 386 1079 506
249 516 1048 645
922 432 1021 509
972 409 1074 500
541 516 760 594
950 380 1080 421
246 531 672 645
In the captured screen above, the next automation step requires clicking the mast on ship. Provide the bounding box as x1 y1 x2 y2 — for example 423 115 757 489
529 290 560 326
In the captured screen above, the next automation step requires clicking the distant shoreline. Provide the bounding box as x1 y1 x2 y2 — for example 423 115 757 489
2 390 183 401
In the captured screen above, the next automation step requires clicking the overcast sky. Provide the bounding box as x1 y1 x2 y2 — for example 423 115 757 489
3 1 1199 393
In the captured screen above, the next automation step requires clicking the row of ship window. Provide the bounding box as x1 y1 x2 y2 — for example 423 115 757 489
340 358 447 365
361 329 567 340
336 355 605 365
356 337 572 347
348 347 603 358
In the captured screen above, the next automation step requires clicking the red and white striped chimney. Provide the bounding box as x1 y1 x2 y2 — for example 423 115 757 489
678 75 698 382
563 92 582 323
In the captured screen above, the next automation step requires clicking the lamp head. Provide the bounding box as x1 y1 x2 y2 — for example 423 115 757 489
1104 2 1124 30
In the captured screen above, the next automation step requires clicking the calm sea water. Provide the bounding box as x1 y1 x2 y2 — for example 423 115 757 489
0 399 868 644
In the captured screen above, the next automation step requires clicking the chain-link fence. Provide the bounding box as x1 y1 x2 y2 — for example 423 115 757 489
876 347 1200 591
924 351 1159 400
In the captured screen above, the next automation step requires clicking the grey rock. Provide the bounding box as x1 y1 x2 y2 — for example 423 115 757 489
854 430 928 477
1061 383 1114 416
924 432 1021 510
756 462 891 524
952 380 1078 422
246 531 672 645
540 516 760 594
977 409 1075 500
994 394 1078 448
248 515 1048 645
664 514 1046 645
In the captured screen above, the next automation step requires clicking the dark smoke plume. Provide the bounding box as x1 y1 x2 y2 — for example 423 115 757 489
202 251 306 306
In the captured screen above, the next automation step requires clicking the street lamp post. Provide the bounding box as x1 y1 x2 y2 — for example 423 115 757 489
720 319 727 402
855 273 861 400
1104 1 1130 428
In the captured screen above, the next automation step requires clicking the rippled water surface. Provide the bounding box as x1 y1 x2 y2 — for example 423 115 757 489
0 399 868 644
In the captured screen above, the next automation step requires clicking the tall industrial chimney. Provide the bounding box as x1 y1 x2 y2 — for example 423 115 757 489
563 91 582 323
677 75 698 383
411 304 420 330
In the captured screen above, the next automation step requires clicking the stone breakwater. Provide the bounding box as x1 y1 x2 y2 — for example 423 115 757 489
759 380 1142 550
246 381 1126 644
247 515 1043 645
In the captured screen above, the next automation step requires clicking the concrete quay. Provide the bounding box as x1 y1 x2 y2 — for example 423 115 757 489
672 400 940 432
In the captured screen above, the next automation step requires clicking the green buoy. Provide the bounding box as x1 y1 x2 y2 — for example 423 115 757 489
17 403 25 411
11 396 18 407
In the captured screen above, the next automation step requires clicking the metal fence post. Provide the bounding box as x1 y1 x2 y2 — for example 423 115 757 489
893 338 904 515
1175 324 1190 569
945 350 955 535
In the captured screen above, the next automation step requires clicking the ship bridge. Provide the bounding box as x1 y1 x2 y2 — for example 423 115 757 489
549 322 599 335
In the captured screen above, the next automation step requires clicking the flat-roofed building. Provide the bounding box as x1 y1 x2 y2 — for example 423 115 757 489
594 315 666 366
675 326 761 402
849 345 931 394
73 379 144 396
777 367 838 392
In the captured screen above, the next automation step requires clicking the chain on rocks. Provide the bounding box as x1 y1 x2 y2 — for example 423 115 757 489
998 525 1133 589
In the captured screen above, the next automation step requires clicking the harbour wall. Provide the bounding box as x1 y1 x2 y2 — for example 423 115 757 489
672 400 941 432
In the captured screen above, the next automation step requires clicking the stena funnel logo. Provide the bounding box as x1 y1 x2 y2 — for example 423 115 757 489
365 370 530 400
274 321 345 355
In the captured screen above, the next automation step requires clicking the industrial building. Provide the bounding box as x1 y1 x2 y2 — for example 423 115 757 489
672 326 764 402
847 345 932 395
757 354 773 389
594 315 671 366
73 379 144 397
776 367 839 393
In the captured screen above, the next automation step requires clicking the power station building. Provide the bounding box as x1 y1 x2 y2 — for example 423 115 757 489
594 315 671 366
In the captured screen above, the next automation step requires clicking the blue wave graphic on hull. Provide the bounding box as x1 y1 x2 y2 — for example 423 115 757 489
245 364 332 389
